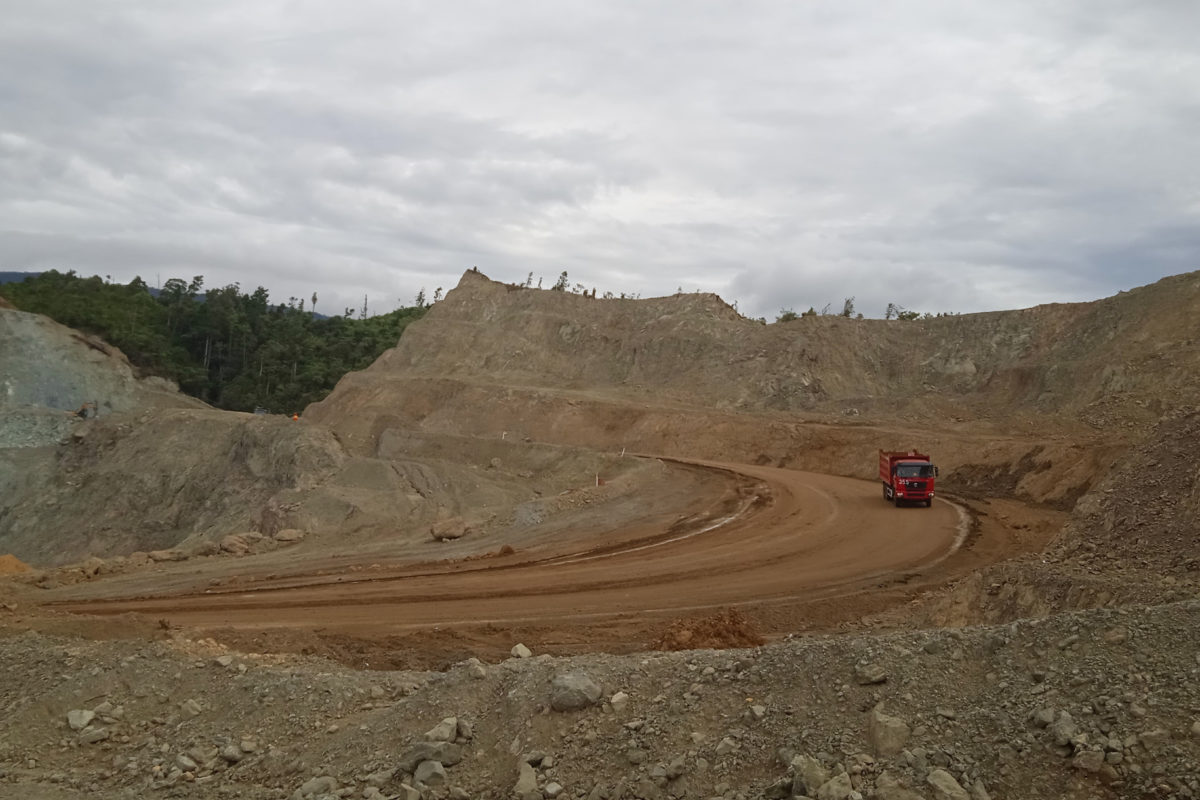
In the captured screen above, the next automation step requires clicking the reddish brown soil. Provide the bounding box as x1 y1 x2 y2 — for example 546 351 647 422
39 459 1056 668
0 554 30 574
652 608 766 651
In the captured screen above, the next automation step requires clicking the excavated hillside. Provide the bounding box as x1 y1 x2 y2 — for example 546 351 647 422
0 305 206 448
2 270 1199 799
0 304 691 567
310 269 1199 427
307 269 1197 519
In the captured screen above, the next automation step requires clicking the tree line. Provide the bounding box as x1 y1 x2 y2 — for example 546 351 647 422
0 271 426 414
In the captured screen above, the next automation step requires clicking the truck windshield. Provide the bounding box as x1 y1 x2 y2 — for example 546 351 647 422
896 464 935 478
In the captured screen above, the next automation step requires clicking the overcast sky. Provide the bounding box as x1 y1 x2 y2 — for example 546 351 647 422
2 2 1198 320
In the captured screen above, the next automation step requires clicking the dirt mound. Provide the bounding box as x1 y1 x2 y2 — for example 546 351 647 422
0 553 30 573
652 608 766 650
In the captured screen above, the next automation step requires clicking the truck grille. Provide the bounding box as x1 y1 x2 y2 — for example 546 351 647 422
905 481 927 491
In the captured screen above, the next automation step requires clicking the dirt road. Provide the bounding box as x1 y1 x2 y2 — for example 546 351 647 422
46 459 985 662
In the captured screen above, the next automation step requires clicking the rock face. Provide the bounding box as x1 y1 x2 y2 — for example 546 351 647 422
0 305 198 419
549 672 602 712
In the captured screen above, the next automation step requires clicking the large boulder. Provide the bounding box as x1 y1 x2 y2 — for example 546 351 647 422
430 518 470 541
868 706 911 756
549 672 602 712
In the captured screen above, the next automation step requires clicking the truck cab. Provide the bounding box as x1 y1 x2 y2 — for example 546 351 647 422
879 450 938 507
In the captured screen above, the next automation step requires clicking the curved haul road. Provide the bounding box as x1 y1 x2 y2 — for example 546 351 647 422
52 459 965 642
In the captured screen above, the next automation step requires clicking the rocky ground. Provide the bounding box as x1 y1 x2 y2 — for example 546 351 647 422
2 599 1199 800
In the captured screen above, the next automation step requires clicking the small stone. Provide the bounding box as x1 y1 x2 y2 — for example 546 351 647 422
180 699 202 717
425 717 457 742
926 769 970 800
67 710 95 731
413 760 446 787
175 754 198 772
544 782 564 798
855 663 888 685
1102 626 1128 644
1049 712 1077 746
79 727 110 744
874 772 925 800
397 742 462 773
513 762 538 795
219 534 251 555
715 737 737 756
1031 708 1055 728
1072 750 1104 773
1139 728 1170 750
791 754 829 796
365 768 396 787
511 643 532 659
298 776 338 796
815 772 854 800
610 691 629 712
215 655 234 668
456 718 473 741
219 744 243 763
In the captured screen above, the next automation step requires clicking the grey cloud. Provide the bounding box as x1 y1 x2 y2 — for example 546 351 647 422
1 1 1197 322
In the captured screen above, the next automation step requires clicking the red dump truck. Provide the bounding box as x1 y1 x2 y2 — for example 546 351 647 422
879 450 938 507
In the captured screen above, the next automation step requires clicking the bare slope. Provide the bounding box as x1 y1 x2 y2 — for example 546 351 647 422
311 268 1200 426
305 270 1199 510
0 303 716 568
0 305 200 418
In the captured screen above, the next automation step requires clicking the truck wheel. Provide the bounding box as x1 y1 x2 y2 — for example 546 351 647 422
925 498 933 507
882 485 889 502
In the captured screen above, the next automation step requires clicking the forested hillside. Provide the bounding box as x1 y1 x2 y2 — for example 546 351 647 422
0 271 425 414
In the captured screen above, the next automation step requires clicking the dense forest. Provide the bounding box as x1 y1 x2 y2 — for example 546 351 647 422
0 271 426 414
